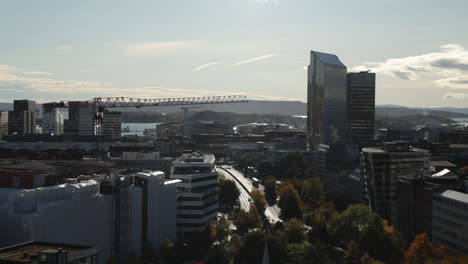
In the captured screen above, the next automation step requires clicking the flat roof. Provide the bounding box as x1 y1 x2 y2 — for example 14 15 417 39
436 189 468 203
0 241 94 263
175 153 215 165
430 160 456 167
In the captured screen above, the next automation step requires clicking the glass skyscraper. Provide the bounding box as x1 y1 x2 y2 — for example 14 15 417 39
347 71 376 147
307 51 347 149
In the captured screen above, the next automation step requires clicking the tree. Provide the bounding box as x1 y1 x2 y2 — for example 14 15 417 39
234 230 288 264
219 178 240 208
257 161 274 178
344 240 362 264
278 183 302 220
284 218 306 243
251 189 267 214
302 243 333 264
206 244 230 264
235 230 265 264
159 239 180 264
358 215 405 264
360 253 384 264
301 178 325 209
141 242 159 264
405 233 445 264
328 205 374 243
215 216 231 242
234 206 262 234
307 209 330 244
263 177 277 202
279 152 307 178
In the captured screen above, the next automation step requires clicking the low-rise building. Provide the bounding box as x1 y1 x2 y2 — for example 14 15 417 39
0 241 98 264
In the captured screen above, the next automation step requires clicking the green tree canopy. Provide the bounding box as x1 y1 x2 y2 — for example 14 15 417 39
284 218 306 244
219 178 240 208
301 178 325 209
263 177 277 202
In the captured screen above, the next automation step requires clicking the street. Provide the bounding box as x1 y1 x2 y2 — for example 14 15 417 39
218 165 282 223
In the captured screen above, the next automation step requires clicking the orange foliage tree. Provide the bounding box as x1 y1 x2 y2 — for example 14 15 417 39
405 233 445 264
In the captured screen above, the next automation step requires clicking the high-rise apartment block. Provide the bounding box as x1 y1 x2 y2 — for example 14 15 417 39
347 71 376 147
170 153 218 234
307 51 348 149
361 141 430 220
0 111 8 137
432 190 468 255
8 100 36 135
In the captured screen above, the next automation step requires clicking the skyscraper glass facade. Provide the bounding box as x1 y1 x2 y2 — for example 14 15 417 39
307 51 347 149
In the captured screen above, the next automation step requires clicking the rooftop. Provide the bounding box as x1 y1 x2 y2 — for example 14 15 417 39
436 189 468 203
175 153 215 165
311 51 346 68
0 241 96 263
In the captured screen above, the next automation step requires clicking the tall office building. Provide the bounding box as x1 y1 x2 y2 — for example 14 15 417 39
307 51 347 149
103 111 122 141
170 153 218 234
8 100 36 135
0 111 8 137
42 104 64 135
347 71 376 147
361 141 430 220
67 101 95 135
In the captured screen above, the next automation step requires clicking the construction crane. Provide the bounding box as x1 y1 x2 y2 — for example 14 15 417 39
91 95 248 159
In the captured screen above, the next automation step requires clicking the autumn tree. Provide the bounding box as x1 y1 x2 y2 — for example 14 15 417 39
251 189 267 214
278 183 302 220
219 178 240 208
405 233 445 264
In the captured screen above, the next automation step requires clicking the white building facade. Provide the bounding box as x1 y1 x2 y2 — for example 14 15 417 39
170 153 218 233
432 190 468 255
0 172 178 263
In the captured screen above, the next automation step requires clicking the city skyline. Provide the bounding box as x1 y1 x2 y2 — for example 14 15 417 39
1 0 468 107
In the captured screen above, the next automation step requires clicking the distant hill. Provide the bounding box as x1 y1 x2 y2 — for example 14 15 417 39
1 100 468 119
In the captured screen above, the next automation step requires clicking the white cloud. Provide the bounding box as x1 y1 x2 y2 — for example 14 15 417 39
352 44 468 89
192 62 223 72
443 93 466 100
0 63 301 102
229 53 282 67
23 71 52 75
124 41 198 56
256 0 278 3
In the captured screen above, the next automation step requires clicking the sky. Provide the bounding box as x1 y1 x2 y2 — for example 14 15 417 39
1 0 468 107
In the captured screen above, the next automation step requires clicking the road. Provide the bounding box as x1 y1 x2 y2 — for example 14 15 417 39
219 166 282 223
217 166 252 212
